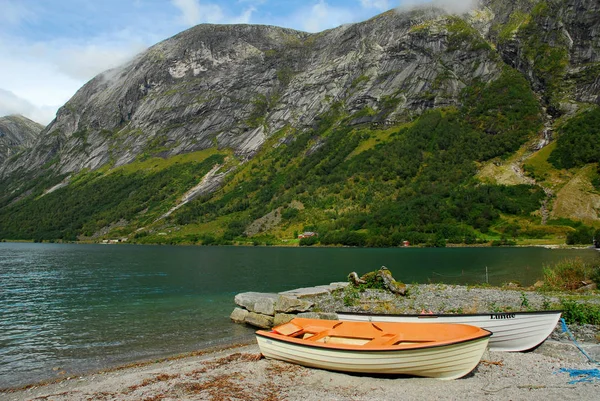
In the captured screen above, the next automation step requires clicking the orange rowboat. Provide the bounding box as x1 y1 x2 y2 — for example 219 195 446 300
256 318 491 380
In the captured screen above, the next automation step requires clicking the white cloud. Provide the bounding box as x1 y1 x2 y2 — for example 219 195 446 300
398 0 479 14
49 40 147 81
291 0 357 33
0 88 55 125
360 0 391 11
0 44 79 108
0 32 147 125
171 0 257 26
172 0 220 25
229 6 256 24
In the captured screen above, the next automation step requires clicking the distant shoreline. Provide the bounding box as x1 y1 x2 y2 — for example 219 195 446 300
1 238 595 250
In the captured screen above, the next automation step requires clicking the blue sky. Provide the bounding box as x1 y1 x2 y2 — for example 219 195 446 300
0 0 473 125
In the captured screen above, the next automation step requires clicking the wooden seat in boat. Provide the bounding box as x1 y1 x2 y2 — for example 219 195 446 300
366 333 403 346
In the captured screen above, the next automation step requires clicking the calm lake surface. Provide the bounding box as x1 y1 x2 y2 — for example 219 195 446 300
1 242 599 388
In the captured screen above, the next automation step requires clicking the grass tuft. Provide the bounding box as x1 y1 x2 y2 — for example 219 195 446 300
541 258 599 291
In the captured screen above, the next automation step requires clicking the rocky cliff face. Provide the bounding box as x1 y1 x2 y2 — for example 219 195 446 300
488 0 600 113
1 0 599 243
2 5 506 177
3 0 598 180
3 0 599 181
0 115 44 166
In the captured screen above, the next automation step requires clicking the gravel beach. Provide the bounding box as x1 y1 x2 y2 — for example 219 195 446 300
2 339 599 401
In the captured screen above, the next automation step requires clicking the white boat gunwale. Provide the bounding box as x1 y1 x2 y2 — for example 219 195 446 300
334 310 563 319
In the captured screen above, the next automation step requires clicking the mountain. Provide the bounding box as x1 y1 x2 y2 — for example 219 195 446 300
0 0 598 246
0 115 44 166
1 8 505 176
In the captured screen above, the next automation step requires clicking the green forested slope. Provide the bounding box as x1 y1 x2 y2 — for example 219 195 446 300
0 154 226 241
1 0 599 246
0 68 553 246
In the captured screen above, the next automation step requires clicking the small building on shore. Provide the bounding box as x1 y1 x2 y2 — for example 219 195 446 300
298 231 318 239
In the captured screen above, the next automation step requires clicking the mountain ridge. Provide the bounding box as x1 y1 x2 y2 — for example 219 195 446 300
1 5 505 177
0 0 599 246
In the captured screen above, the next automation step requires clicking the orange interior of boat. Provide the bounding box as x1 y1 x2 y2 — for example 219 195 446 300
262 317 490 349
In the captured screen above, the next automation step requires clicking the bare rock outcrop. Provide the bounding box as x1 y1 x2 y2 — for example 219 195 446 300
0 115 43 166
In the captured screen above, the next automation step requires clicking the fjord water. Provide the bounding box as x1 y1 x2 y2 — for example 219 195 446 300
1 243 599 388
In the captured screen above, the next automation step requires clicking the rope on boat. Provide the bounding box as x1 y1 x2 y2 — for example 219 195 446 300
559 318 599 365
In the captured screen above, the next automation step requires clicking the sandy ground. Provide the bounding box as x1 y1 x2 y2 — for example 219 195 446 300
2 339 599 401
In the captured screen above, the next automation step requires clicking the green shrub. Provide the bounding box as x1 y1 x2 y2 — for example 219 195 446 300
223 219 248 240
342 286 361 306
560 299 600 325
591 264 600 284
357 271 387 290
549 107 600 169
299 236 319 246
566 226 594 245
281 207 299 220
491 239 517 246
542 258 597 291
592 164 600 190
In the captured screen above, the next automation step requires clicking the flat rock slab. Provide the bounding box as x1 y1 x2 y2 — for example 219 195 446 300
280 287 330 298
234 292 278 314
279 282 348 298
275 295 314 313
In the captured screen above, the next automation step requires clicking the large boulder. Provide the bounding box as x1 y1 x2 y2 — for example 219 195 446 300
254 297 276 316
234 292 279 314
273 313 296 326
229 307 249 323
278 283 348 298
245 312 274 329
275 295 314 313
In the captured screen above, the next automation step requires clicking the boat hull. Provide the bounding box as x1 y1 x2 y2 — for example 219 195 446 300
256 319 491 380
256 333 489 380
337 311 562 352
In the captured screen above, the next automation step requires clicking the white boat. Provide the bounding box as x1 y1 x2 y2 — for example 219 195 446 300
337 310 562 352
256 317 491 380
